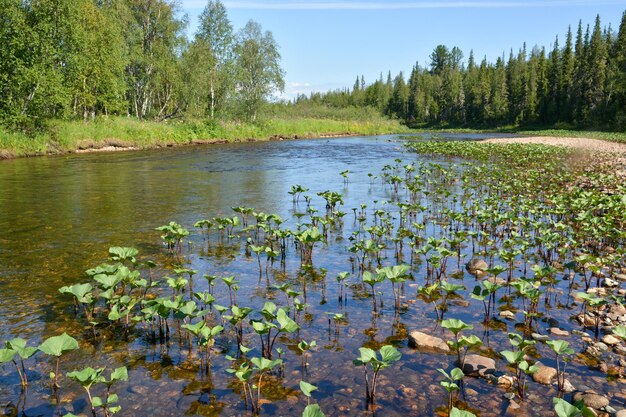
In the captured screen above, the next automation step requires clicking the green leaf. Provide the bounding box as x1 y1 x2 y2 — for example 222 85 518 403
553 397 582 417
546 340 575 356
8 338 37 359
302 404 326 417
354 347 377 365
379 345 401 365
450 407 477 417
67 367 105 387
501 350 523 365
277 308 299 333
0 348 16 363
441 318 473 335
38 333 79 357
299 380 318 397
450 367 464 381
110 367 128 382
92 396 104 408
613 325 626 340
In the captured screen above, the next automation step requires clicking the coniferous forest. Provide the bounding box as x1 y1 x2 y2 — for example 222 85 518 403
299 12 626 131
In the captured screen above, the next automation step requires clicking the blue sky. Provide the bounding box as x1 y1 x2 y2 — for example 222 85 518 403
179 0 626 100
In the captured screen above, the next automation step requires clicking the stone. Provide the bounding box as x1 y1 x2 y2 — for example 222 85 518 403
531 333 550 342
498 375 515 388
602 334 620 346
550 327 570 336
532 365 557 385
128 385 149 395
487 276 507 286
462 354 496 377
615 410 626 417
408 330 450 353
466 258 488 274
500 311 516 320
572 391 609 410
615 274 626 282
603 278 619 288
563 379 576 393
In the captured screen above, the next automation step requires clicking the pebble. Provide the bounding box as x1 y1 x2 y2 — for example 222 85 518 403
532 365 557 385
531 333 550 342
572 391 610 410
602 334 620 346
500 311 516 320
462 354 496 377
550 327 570 336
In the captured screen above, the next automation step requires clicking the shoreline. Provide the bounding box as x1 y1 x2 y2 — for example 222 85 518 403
0 131 373 160
483 136 626 154
4 128 626 161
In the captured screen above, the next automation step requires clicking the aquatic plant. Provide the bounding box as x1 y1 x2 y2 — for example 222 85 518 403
0 338 37 387
352 345 401 406
438 367 464 415
546 339 574 393
38 333 79 389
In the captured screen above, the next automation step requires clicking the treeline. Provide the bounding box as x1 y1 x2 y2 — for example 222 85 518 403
299 12 626 130
0 0 284 130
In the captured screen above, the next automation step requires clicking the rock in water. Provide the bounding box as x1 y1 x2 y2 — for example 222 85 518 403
466 258 488 274
408 330 450 353
532 365 557 385
461 354 496 377
572 391 609 410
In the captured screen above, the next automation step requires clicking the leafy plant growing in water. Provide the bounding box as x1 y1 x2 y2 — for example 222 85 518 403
546 339 575 393
500 333 538 400
377 264 410 310
38 333 79 390
0 338 37 387
441 319 481 367
352 345 401 407
438 367 464 416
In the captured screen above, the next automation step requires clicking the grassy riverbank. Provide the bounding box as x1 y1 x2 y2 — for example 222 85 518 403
0 116 410 159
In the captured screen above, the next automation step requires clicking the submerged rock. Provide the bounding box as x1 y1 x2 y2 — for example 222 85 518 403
500 311 516 320
602 334 620 346
572 391 609 410
532 365 557 385
461 354 496 377
466 257 488 274
550 327 570 337
408 330 450 353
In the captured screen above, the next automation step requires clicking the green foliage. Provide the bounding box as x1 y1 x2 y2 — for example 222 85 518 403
302 404 326 417
38 333 79 357
553 398 595 417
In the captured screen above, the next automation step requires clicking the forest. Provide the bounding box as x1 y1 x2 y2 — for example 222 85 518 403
0 0 284 130
1 1 625 135
299 12 626 130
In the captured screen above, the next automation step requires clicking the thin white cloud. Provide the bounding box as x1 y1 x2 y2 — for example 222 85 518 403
220 0 620 10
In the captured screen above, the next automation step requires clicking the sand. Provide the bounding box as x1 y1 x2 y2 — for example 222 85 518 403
482 136 626 154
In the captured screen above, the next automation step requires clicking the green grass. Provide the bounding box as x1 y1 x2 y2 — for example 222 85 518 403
0 116 409 158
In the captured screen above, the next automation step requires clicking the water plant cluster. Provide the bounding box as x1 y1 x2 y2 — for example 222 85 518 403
2 140 626 417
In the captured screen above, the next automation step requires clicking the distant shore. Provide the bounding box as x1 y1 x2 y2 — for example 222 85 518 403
482 136 626 153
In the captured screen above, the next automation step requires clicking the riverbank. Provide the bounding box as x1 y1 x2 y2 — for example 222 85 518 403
0 116 410 159
483 136 626 153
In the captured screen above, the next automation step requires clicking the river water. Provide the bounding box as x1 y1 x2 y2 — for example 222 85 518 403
0 134 610 417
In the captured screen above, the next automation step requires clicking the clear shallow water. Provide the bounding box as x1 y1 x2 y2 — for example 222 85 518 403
0 134 612 417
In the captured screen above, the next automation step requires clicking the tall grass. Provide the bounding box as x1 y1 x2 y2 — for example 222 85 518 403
0 115 409 158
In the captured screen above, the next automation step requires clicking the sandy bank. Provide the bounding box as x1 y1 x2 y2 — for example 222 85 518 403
483 136 626 154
